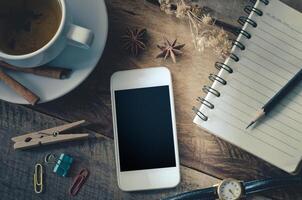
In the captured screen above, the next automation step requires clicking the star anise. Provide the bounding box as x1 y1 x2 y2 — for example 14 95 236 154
121 28 147 56
156 38 185 63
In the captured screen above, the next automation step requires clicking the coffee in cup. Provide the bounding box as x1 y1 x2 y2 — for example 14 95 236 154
0 0 94 68
0 0 62 55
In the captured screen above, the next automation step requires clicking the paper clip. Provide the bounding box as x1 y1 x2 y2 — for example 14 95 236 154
69 168 89 196
44 153 57 165
33 163 43 194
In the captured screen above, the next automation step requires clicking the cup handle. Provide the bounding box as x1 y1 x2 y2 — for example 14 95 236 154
66 24 94 49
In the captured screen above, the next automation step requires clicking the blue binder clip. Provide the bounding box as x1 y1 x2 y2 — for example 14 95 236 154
53 154 73 177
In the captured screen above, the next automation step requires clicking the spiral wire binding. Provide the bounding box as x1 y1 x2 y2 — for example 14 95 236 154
235 29 251 39
238 16 258 27
197 97 215 109
230 53 240 62
202 85 221 97
250 0 269 5
230 39 246 50
209 74 227 85
193 0 268 121
244 5 263 16
215 62 233 73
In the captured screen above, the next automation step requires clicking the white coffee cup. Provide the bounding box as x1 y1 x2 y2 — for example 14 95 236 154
0 0 94 68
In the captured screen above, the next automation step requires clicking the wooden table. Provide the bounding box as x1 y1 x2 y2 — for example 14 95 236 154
1 0 302 199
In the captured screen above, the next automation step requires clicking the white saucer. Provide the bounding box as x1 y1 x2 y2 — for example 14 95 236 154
0 0 108 104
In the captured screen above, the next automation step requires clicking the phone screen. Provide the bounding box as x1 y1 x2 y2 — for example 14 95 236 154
114 85 176 172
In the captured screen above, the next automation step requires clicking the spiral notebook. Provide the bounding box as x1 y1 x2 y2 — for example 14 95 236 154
193 0 302 174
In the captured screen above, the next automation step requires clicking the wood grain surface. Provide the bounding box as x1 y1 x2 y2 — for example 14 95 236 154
1 0 302 199
0 101 220 200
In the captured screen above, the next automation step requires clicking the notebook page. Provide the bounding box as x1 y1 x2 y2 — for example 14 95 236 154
194 0 302 173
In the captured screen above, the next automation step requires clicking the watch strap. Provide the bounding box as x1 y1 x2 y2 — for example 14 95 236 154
244 176 302 195
163 187 217 200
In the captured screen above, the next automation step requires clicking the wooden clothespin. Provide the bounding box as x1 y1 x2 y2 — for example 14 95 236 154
11 120 89 150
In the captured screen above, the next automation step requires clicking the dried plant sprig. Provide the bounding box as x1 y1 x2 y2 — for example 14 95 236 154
188 11 232 58
176 0 191 18
159 0 209 19
201 14 214 25
159 0 176 15
158 0 232 58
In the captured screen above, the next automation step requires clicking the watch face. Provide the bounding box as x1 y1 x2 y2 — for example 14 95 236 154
217 178 243 200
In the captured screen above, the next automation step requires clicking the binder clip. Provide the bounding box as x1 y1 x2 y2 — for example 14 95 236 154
33 163 44 194
53 153 74 177
69 168 90 196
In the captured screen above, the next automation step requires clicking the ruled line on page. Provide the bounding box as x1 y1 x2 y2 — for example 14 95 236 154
228 79 302 123
247 48 297 75
243 55 291 81
236 63 302 103
211 114 296 158
253 33 302 62
239 58 288 86
245 49 294 79
261 20 302 44
237 68 280 92
220 91 302 138
235 71 302 107
219 91 302 138
223 85 302 134
264 12 302 36
212 104 298 157
218 96 302 146
224 85 302 128
230 75 302 114
231 75 276 100
221 90 302 136
231 77 302 118
257 27 302 53
241 55 302 98
249 41 300 70
238 62 286 90
215 104 299 153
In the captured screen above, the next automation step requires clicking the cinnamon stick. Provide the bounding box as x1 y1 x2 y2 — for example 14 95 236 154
0 69 40 105
0 61 71 79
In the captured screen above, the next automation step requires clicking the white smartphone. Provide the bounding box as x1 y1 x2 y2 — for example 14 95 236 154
110 67 180 191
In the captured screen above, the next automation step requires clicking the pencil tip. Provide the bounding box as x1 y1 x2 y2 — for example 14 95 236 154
246 121 255 129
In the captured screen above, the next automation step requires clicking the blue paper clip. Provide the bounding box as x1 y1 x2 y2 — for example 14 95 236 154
53 154 73 177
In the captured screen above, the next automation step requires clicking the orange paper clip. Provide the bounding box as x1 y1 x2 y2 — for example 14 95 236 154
69 168 89 196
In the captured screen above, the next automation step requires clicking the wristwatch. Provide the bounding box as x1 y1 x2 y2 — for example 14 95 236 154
163 176 302 200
